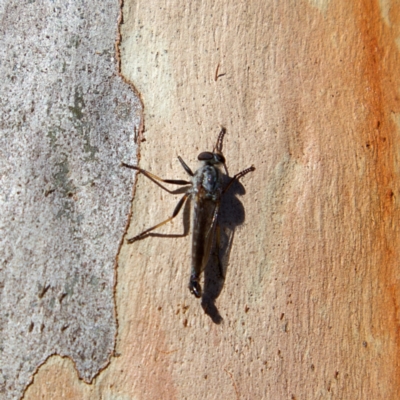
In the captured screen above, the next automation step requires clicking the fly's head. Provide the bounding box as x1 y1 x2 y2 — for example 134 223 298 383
197 151 225 167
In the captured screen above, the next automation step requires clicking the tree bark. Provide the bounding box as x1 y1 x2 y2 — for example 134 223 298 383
24 0 400 399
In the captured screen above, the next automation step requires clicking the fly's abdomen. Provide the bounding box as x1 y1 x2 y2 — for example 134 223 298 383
189 166 222 297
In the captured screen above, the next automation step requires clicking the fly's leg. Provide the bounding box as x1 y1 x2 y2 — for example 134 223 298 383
122 162 192 242
223 165 255 194
127 193 190 243
122 162 191 193
177 156 194 177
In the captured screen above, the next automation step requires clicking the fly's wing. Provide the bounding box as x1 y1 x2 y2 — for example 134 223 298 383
191 187 220 278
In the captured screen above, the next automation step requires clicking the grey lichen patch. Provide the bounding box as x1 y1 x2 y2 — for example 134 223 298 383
52 157 79 220
68 87 86 121
0 1 141 399
46 126 65 146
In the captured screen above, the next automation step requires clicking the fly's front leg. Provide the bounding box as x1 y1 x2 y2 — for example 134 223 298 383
223 165 255 194
177 156 194 177
127 192 190 243
122 162 191 193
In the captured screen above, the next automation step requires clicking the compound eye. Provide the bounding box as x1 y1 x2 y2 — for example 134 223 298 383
215 153 225 164
198 152 214 161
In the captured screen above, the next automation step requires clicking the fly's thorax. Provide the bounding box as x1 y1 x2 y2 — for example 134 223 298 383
192 163 223 201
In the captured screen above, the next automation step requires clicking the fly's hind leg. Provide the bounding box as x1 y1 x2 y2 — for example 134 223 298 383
127 193 190 243
122 162 191 193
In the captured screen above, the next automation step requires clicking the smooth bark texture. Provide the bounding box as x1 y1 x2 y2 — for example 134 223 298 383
24 0 400 399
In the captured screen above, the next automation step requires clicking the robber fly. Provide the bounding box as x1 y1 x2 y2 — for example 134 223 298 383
122 128 255 298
